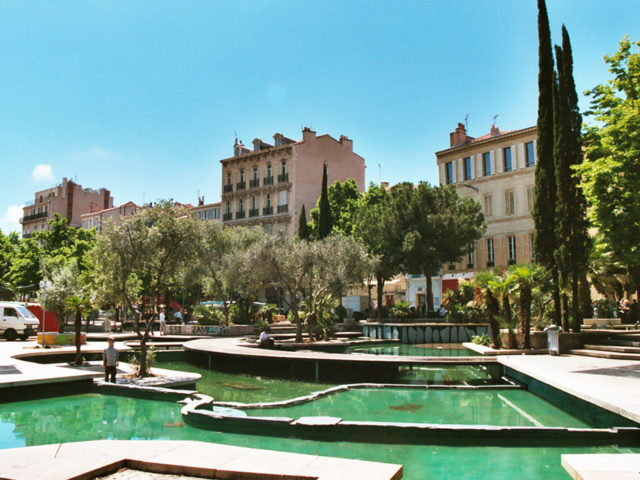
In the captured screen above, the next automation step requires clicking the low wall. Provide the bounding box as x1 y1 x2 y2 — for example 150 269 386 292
362 323 490 344
164 324 255 337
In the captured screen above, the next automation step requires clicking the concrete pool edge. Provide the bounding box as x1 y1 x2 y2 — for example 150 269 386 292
0 439 403 480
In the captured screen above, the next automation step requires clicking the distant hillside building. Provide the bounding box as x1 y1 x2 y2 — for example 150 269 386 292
81 201 138 233
21 177 113 238
220 128 365 237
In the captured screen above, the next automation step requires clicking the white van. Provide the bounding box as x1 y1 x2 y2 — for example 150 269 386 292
0 302 40 341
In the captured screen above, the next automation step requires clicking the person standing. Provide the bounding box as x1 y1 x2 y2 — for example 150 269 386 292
159 308 167 335
103 337 119 383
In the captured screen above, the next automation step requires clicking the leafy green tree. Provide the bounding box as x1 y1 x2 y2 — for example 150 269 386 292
0 230 17 300
578 36 640 299
401 183 485 312
90 201 199 376
310 178 362 237
297 204 311 241
509 264 545 349
354 183 403 318
553 26 590 332
195 222 264 325
533 0 561 327
489 272 516 342
65 292 93 365
39 259 82 333
317 163 332 239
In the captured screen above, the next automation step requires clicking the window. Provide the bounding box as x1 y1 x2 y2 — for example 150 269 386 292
530 233 535 261
213 208 220 219
527 186 534 212
467 243 474 268
279 190 287 205
503 147 512 172
238 198 244 211
3 308 17 317
239 169 245 183
504 190 515 215
526 141 536 167
225 201 230 214
267 164 272 177
253 166 258 180
483 152 492 176
508 236 517 265
226 172 232 185
448 261 456 271
266 193 272 208
483 194 493 217
281 161 287 175
251 196 257 209
445 162 454 184
486 238 494 267
464 157 472 181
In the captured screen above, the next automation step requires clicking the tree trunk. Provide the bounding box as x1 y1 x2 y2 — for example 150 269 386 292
571 270 581 332
502 295 515 348
552 266 561 327
520 286 532 349
561 293 569 332
376 274 385 321
486 292 501 349
292 308 303 343
425 273 434 313
74 310 83 365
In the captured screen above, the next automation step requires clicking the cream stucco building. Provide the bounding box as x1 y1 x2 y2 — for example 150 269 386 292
80 201 138 233
436 123 537 279
220 128 365 237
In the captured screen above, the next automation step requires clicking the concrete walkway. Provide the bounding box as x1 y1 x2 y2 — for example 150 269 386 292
0 440 403 480
562 453 640 480
498 354 640 424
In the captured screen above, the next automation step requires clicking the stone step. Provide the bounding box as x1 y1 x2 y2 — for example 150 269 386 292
569 349 640 361
600 339 640 348
583 344 640 354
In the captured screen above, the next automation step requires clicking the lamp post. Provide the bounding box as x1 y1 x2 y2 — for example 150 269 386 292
39 280 50 346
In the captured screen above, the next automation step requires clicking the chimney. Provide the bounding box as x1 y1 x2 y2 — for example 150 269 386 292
449 123 470 147
302 127 316 143
339 134 353 151
490 124 500 136
252 138 262 152
380 181 389 189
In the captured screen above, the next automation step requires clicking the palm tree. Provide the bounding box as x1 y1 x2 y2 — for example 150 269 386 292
508 263 544 349
65 295 93 365
470 270 502 349
489 272 517 348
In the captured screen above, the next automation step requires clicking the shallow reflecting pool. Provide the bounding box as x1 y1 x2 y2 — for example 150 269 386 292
347 343 480 356
0 393 635 480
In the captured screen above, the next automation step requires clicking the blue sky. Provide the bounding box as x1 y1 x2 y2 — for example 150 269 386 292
1 0 639 234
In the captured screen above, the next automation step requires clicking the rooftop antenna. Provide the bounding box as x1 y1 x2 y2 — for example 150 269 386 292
378 163 382 183
464 113 470 131
492 114 499 127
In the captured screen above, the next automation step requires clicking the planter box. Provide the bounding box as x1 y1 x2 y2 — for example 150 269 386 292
37 332 86 346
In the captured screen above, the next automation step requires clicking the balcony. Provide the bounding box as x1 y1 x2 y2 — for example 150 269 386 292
236 182 246 191
486 261 495 267
466 263 474 269
508 258 517 265
223 212 233 221
249 208 259 217
263 206 273 216
277 204 288 214
223 184 233 193
21 211 48 223
236 211 246 219
277 173 289 183
249 179 260 189
263 176 274 186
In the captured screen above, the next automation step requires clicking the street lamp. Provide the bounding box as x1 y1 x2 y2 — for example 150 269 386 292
462 183 479 192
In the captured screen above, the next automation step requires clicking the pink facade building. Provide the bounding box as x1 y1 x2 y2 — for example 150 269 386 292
21 177 113 238
220 128 365 237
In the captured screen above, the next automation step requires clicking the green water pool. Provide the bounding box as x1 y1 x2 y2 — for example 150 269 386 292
347 343 480 356
243 388 591 427
0 393 635 480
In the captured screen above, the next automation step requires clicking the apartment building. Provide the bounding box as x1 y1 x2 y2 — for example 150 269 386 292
436 123 537 278
80 201 138 233
192 197 221 222
21 177 113 238
220 128 365 237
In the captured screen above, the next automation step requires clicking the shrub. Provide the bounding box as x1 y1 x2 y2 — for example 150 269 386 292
471 333 492 346
193 305 225 326
129 346 156 376
593 298 617 318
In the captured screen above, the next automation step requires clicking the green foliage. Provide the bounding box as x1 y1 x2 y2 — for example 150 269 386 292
593 298 617 319
471 334 492 346
310 178 362 238
129 346 156 376
257 303 279 322
579 36 640 297
317 163 332 239
297 204 311 241
193 305 225 325
389 300 413 320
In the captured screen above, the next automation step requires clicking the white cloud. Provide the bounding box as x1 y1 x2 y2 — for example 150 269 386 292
31 164 55 183
0 205 23 235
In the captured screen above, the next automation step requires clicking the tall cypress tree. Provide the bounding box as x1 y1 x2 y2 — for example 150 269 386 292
297 204 311 241
556 26 590 332
533 0 561 327
318 163 332 239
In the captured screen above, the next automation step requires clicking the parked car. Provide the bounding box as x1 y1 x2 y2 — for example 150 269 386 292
0 302 40 341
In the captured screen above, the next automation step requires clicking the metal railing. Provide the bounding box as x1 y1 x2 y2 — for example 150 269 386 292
249 208 259 218
223 184 233 193
263 176 274 186
249 179 260 188
262 206 273 215
277 204 288 214
277 173 289 183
